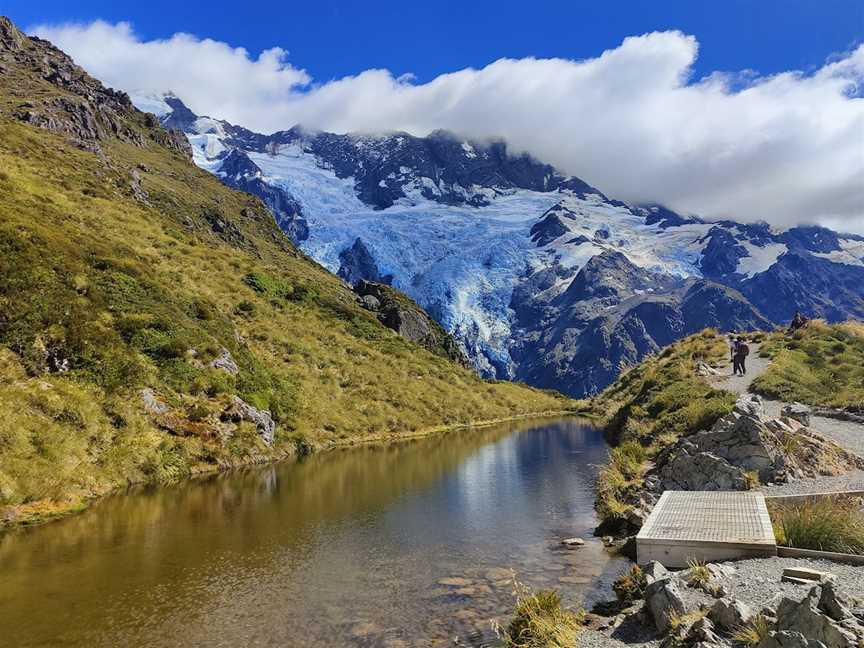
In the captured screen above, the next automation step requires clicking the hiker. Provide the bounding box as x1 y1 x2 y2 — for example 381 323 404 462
727 333 736 362
732 337 750 376
789 310 808 332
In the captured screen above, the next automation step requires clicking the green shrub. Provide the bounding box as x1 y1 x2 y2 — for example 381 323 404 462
500 586 582 648
770 497 864 555
613 565 648 604
753 322 864 410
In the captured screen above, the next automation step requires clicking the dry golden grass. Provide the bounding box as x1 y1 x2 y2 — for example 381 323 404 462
0 92 573 525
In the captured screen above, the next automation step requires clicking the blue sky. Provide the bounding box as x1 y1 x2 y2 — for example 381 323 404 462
8 1 864 230
8 0 863 83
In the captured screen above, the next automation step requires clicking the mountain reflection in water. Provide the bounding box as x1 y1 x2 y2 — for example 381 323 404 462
0 417 625 647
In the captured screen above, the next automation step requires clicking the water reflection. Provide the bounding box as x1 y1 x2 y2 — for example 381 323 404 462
0 417 624 647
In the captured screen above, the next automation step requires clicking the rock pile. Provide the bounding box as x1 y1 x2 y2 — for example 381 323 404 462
0 17 191 156
596 561 864 648
652 395 864 493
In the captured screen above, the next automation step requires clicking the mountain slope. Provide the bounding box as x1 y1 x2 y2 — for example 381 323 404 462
0 17 572 524
141 95 864 396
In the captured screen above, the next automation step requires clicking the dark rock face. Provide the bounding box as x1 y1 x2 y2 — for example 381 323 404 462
739 250 864 323
161 95 198 133
216 150 309 242
511 253 771 396
530 211 570 246
636 203 701 229
699 227 749 278
338 238 393 286
0 17 191 158
354 281 467 365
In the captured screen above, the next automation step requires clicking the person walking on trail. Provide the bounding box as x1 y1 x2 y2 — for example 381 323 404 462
732 337 750 376
727 333 736 362
789 310 808 332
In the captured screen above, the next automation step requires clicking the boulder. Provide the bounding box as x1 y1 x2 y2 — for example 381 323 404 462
819 581 854 622
225 396 275 445
775 585 862 648
642 561 669 584
360 294 381 311
561 537 585 548
209 348 240 375
709 597 754 632
139 388 170 415
757 631 825 648
781 403 811 426
645 577 687 632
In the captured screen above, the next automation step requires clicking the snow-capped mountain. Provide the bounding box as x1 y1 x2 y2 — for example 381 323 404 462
137 94 864 396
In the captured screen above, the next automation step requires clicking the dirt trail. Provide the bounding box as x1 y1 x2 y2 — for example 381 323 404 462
709 344 864 495
709 343 770 396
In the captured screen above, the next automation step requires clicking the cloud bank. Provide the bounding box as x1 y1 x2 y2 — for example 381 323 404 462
32 21 864 232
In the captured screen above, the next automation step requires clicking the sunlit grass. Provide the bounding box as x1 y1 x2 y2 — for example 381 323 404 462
769 497 864 555
753 321 864 410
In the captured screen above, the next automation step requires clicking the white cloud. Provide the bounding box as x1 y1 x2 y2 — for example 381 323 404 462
31 21 864 233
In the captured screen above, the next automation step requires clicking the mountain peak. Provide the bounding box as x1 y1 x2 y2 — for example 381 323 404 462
0 15 26 52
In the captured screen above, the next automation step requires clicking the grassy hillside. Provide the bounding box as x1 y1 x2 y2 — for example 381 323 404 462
752 321 864 411
587 330 736 527
0 19 573 525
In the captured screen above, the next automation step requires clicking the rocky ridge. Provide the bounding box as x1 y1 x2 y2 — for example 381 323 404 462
590 560 864 648
610 394 864 535
136 94 864 397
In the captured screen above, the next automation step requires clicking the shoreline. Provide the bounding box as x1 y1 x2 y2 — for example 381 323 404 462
1 407 592 533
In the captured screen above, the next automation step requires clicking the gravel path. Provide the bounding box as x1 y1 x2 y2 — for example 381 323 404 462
707 344 864 496
708 556 864 608
708 344 770 396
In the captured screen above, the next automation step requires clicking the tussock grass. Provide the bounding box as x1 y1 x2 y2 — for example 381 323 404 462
769 497 864 555
0 83 574 524
591 330 736 526
753 321 864 411
612 565 648 604
498 584 583 648
685 559 711 586
596 441 649 523
731 613 771 647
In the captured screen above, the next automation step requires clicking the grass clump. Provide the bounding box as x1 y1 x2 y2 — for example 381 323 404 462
731 613 771 647
612 565 648 605
498 584 583 648
685 559 711 586
753 321 864 411
769 497 864 555
596 441 649 524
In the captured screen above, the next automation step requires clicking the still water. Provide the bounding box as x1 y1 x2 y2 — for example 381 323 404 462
0 417 624 647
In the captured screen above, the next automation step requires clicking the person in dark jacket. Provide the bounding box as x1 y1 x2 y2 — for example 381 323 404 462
732 337 750 376
789 310 808 332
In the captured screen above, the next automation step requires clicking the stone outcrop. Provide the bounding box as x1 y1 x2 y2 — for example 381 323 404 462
354 280 468 365
209 348 240 375
0 16 191 157
644 577 686 632
769 583 863 648
224 396 275 445
597 563 864 648
650 394 864 494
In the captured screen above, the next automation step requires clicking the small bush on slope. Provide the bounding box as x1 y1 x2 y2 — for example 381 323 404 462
753 321 864 411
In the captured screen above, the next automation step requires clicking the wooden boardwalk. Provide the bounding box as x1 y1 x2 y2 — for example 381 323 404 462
636 491 777 568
